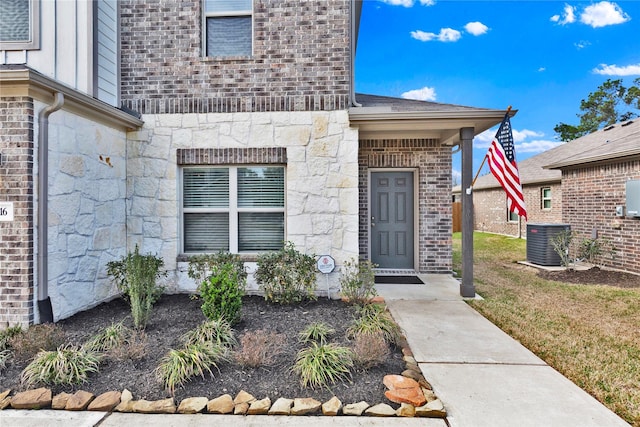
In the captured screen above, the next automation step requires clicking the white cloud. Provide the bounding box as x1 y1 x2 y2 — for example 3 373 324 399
464 21 489 36
411 28 461 42
381 0 435 6
516 140 563 154
580 1 629 28
401 86 437 101
574 40 591 49
593 63 640 76
538 67 546 72
550 4 576 25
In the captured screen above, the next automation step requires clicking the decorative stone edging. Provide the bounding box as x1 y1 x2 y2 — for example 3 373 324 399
0 347 447 418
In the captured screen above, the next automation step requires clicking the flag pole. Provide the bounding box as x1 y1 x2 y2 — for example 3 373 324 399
471 105 512 188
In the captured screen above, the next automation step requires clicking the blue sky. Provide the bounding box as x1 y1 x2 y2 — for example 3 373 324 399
354 0 640 183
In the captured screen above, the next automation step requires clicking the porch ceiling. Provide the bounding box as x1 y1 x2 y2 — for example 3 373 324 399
350 93 513 146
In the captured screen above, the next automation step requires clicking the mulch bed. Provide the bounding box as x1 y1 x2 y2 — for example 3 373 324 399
537 266 640 288
0 294 405 406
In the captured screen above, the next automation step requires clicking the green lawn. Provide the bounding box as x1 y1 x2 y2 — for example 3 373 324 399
453 232 640 426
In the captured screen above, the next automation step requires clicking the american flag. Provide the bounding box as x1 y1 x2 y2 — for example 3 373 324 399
486 113 527 220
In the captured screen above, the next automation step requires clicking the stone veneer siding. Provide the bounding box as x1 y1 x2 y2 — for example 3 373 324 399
473 182 563 238
0 97 34 327
561 161 640 274
119 0 351 114
358 139 452 273
126 110 359 294
44 106 129 321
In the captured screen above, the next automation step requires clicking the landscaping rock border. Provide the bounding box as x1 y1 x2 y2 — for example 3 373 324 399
0 342 447 419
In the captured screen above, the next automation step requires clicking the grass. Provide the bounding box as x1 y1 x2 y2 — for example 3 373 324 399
298 322 335 345
453 232 640 426
293 342 354 389
20 345 101 387
347 303 403 346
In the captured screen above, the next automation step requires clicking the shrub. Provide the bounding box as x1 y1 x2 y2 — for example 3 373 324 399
181 318 237 349
234 330 286 368
20 345 101 387
9 324 65 362
339 258 378 305
198 262 244 324
551 230 576 268
0 349 9 372
347 303 403 346
293 342 354 389
106 245 167 329
82 321 129 353
578 236 615 265
156 342 228 395
187 251 247 286
0 325 22 350
298 322 335 345
351 331 390 369
108 329 149 361
255 242 317 304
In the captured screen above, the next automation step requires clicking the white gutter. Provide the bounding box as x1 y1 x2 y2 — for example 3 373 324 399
37 92 64 323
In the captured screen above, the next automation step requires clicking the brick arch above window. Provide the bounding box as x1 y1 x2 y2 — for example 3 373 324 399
177 147 287 165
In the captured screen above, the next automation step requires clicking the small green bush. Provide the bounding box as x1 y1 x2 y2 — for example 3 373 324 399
255 242 317 304
0 325 22 350
9 324 65 362
187 251 247 286
339 258 378 305
298 322 335 345
181 318 237 349
156 342 228 395
20 345 101 387
293 342 354 389
198 263 244 324
106 245 167 329
347 303 403 346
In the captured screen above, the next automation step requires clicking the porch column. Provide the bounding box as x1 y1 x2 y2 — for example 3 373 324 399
460 127 476 297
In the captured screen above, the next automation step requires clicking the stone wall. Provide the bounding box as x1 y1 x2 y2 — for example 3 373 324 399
45 105 129 321
126 110 359 293
561 161 640 274
358 139 453 273
473 182 563 238
119 0 351 114
0 97 34 327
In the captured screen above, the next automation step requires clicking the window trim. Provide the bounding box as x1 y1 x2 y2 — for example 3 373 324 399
201 0 254 58
0 0 40 50
541 186 552 210
180 165 286 254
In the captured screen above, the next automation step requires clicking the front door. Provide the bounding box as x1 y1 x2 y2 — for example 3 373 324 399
371 171 414 269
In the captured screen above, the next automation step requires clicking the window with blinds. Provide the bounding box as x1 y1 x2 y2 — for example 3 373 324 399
182 166 284 253
203 0 252 57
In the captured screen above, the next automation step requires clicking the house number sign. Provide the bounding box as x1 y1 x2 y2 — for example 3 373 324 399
317 255 335 274
0 202 14 222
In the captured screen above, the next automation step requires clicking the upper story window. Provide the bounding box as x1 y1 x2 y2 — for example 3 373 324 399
541 187 552 210
203 0 252 57
0 0 39 50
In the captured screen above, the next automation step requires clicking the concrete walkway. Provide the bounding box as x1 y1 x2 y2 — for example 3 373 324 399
378 274 630 427
1 275 630 426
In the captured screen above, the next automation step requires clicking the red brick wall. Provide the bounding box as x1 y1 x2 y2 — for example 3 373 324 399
359 139 452 273
120 0 351 114
0 97 34 327
473 182 563 238
561 161 640 274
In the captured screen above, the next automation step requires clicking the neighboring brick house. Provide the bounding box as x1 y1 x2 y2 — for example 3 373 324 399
545 120 640 274
1 0 507 327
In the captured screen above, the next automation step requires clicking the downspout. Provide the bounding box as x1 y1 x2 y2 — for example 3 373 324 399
350 0 362 107
37 92 64 323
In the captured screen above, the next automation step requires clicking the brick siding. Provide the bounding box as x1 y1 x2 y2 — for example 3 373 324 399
120 0 351 114
561 161 640 274
0 97 34 327
473 182 563 238
359 139 452 273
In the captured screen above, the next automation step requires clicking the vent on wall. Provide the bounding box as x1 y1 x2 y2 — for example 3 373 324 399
526 224 571 266
627 180 640 217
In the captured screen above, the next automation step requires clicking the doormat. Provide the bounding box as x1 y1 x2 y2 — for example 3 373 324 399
374 275 424 285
